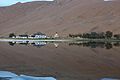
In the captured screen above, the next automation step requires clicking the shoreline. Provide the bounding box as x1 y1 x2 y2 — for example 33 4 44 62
0 38 120 42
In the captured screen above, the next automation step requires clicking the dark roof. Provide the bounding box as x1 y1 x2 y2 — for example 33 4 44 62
33 32 46 35
19 35 28 37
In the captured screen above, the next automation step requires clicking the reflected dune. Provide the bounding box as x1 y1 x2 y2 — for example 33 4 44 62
0 42 120 80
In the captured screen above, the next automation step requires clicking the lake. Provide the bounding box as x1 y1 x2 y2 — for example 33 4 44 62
0 41 120 80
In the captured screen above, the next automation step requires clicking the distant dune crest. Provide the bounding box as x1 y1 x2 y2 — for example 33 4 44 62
104 0 115 1
0 0 120 36
0 0 54 6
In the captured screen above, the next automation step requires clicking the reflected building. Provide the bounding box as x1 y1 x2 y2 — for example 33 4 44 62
8 41 47 48
31 42 47 48
8 41 120 50
54 43 59 48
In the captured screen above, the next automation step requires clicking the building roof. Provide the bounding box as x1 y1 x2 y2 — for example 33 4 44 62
19 35 28 37
33 32 46 35
31 32 46 37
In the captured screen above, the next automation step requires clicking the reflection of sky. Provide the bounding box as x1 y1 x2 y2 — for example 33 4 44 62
104 0 115 1
101 78 119 80
0 0 54 6
0 71 56 80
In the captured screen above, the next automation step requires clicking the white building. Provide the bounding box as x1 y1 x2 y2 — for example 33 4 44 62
31 32 47 39
16 35 28 39
54 32 59 38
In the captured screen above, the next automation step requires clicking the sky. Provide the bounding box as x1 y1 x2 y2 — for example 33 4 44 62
0 0 54 6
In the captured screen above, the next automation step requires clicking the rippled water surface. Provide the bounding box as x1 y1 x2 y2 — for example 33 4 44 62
0 41 120 80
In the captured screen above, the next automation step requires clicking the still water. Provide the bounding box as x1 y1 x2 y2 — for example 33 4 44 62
0 41 120 80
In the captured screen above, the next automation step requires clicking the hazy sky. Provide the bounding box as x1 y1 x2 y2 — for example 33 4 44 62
0 0 54 6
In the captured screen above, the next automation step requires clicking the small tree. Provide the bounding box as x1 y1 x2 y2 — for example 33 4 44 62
8 42 16 46
9 33 16 38
78 34 82 38
105 31 113 39
105 43 113 49
69 34 73 38
114 34 120 39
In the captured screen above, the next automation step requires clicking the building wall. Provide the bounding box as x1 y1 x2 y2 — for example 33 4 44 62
34 35 47 38
16 36 28 39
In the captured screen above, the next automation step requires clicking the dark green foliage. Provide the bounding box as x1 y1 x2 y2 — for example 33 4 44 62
69 31 116 39
9 33 16 38
114 42 120 47
105 31 113 39
105 43 113 49
69 33 82 38
114 34 120 39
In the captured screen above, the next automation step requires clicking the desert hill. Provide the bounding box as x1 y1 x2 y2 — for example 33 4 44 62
0 1 120 80
0 0 120 36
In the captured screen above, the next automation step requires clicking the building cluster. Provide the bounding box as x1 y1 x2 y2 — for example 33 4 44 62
10 32 60 39
13 32 47 39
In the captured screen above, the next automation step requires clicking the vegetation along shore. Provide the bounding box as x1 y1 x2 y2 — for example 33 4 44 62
0 31 120 42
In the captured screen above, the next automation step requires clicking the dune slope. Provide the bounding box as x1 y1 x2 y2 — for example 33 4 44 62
0 0 120 36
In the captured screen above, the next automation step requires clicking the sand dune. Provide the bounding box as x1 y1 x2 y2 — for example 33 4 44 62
0 0 120 36
0 1 120 80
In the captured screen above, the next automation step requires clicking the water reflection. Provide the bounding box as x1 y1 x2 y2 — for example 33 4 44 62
1 40 120 80
0 71 56 80
8 41 47 48
69 42 113 49
8 41 120 49
101 78 120 80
